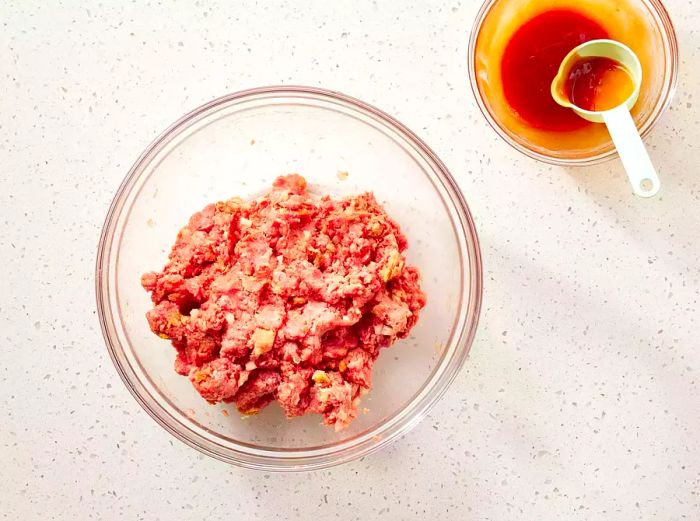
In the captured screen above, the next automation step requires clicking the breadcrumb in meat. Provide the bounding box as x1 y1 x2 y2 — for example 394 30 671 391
142 174 426 430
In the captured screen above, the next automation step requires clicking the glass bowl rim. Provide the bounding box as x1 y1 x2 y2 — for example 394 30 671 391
95 85 483 471
467 0 679 166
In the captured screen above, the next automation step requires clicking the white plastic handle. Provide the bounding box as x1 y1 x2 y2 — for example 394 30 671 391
602 106 660 197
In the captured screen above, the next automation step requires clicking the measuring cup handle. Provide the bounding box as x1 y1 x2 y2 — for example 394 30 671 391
602 106 660 197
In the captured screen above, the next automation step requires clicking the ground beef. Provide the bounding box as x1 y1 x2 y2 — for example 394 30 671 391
142 174 426 430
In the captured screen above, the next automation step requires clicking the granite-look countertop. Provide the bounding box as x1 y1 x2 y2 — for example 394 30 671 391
2 1 698 519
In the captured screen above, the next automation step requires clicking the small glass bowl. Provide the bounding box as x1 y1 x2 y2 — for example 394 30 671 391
96 86 483 471
468 0 679 165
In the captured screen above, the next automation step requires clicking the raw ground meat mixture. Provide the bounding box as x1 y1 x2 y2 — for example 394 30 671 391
142 174 426 430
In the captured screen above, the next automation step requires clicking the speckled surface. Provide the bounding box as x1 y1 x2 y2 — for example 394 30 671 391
2 1 699 519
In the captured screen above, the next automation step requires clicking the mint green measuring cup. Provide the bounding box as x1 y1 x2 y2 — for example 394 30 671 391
551 39 660 198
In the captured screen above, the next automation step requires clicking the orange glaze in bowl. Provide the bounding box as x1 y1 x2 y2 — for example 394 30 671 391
471 0 674 162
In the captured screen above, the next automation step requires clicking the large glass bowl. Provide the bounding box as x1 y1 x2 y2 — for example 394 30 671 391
96 86 482 471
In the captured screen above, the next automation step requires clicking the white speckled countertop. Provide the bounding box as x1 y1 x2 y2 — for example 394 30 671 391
2 1 699 519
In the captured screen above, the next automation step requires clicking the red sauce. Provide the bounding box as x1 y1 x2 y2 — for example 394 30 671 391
501 9 609 131
565 57 635 112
